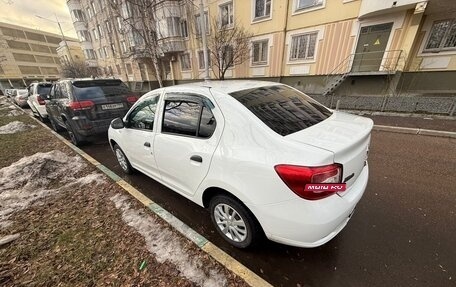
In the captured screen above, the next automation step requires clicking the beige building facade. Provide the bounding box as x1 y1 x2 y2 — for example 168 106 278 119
0 22 74 90
56 39 85 64
66 0 456 95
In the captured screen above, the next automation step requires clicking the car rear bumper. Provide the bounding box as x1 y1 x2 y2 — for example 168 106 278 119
71 117 112 136
248 164 369 248
29 101 47 117
16 99 28 107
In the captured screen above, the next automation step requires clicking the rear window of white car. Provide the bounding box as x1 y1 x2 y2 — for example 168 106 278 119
229 85 332 136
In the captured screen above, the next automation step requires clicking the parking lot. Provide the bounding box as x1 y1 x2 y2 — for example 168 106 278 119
64 128 454 287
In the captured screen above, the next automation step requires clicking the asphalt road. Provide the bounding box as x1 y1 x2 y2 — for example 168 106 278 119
65 130 453 287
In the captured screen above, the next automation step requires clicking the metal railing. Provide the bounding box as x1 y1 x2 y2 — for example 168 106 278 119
323 50 404 93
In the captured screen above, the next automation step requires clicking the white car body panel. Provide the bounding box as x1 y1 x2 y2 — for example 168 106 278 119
108 81 373 248
27 83 49 118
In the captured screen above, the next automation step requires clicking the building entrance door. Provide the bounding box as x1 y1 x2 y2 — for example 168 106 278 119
352 23 393 72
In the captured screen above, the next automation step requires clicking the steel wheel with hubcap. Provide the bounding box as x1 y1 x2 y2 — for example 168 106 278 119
210 195 261 248
114 144 133 174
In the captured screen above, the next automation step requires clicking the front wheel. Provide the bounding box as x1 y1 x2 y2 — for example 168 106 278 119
113 144 133 174
210 195 261 248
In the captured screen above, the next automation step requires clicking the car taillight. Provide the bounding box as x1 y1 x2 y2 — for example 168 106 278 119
37 96 45 105
274 164 343 200
127 96 138 103
68 100 94 111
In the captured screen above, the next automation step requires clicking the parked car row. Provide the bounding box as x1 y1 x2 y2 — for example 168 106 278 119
4 79 373 249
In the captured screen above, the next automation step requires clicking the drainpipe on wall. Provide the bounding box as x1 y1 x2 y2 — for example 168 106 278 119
278 0 291 83
170 58 176 86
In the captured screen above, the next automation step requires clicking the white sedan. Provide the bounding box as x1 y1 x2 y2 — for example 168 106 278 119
108 81 373 248
27 82 52 121
12 89 29 108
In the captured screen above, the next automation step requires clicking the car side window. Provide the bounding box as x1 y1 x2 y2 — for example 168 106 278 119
128 96 159 131
162 94 217 138
49 85 55 99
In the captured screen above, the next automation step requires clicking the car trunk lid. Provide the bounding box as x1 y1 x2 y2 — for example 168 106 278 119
286 111 373 194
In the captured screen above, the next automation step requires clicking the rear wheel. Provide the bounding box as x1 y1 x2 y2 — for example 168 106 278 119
49 117 63 132
113 144 133 174
210 195 261 248
65 121 85 146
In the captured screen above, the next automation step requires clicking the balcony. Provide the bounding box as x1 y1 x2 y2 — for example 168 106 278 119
157 37 186 54
359 0 426 18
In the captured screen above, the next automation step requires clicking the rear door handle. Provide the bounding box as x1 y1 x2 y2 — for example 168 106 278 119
190 155 202 163
144 142 151 147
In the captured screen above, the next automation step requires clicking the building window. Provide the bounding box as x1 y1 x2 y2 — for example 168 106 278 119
180 19 188 38
92 28 99 40
296 0 323 11
97 24 104 38
90 1 97 14
166 17 181 37
126 63 133 74
195 12 209 36
111 43 116 55
120 41 128 53
252 40 268 65
103 46 109 58
77 30 91 42
220 2 234 28
71 10 86 22
116 64 121 74
254 0 271 19
289 32 318 60
198 50 211 69
98 48 103 59
180 53 191 70
84 49 96 60
105 20 112 34
87 6 93 19
424 19 456 52
116 17 123 30
223 45 234 67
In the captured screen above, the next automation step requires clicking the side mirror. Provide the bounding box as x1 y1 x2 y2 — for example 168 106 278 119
110 118 125 129
46 94 51 100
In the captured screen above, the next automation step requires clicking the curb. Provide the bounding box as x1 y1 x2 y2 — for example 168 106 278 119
343 110 456 120
373 125 456 138
26 116 272 287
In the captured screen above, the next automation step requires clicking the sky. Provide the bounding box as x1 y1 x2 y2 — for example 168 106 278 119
0 0 77 38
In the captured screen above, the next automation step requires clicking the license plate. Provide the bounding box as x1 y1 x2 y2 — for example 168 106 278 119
101 103 124 110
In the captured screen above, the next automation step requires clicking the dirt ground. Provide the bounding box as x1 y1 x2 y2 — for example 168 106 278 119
0 97 248 287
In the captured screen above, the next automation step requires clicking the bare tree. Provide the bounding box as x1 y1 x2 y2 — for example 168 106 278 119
107 0 165 87
207 20 253 80
60 61 99 78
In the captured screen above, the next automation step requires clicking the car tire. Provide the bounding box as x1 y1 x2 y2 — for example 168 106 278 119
113 144 133 174
49 117 63 132
65 121 85 146
210 195 261 248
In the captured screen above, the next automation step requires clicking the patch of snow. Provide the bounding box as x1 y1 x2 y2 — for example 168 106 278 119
0 121 35 134
110 194 227 287
0 150 105 229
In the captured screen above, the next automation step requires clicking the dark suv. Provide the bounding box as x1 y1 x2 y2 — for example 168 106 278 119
46 78 138 146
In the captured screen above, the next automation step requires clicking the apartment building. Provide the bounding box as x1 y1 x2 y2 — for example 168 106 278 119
56 39 85 64
67 0 456 96
0 22 74 90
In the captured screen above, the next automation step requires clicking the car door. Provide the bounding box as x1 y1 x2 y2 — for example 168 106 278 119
153 92 220 197
28 84 38 113
47 84 63 124
121 94 161 179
